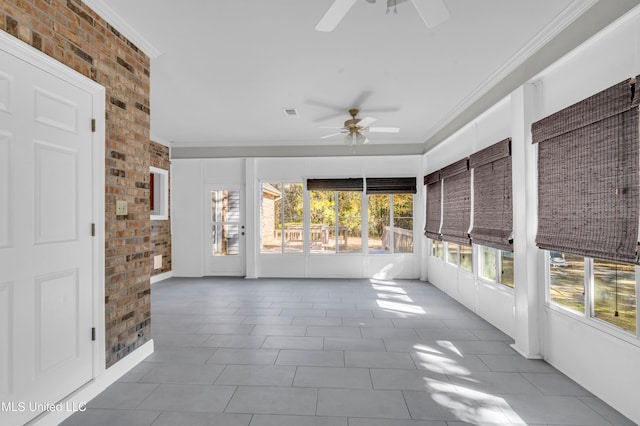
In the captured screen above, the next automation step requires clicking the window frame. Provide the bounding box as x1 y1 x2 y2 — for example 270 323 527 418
368 193 415 255
477 245 514 289
259 181 305 255
545 251 640 342
150 166 169 221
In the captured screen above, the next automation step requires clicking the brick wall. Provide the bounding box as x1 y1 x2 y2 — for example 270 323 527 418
0 0 152 367
150 141 171 276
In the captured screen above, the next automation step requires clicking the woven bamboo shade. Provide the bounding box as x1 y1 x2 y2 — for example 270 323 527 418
307 178 363 191
469 138 513 251
423 171 441 240
366 177 416 194
532 77 640 264
441 159 471 246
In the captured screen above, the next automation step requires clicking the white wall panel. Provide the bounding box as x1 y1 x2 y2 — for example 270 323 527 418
476 281 515 337
34 142 78 244
475 97 512 150
0 71 11 113
171 160 204 276
535 9 639 121
544 309 640 425
307 255 365 279
202 158 244 184
368 255 415 280
258 255 306 278
0 133 11 248
35 270 78 374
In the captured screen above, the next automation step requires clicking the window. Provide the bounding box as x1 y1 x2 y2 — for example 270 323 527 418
447 243 459 266
460 244 473 272
479 245 513 288
309 190 361 254
260 182 303 254
547 252 637 335
500 251 514 288
368 194 414 254
430 239 444 260
593 260 636 334
150 166 168 220
549 252 585 313
480 246 497 282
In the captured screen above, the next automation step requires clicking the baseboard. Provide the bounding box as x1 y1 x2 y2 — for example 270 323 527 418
151 271 173 284
510 343 543 359
30 340 155 426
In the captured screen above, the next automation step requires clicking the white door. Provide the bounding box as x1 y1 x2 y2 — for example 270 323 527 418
205 186 246 276
0 48 94 425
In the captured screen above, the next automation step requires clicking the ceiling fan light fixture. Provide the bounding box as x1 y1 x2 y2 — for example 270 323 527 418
344 131 367 146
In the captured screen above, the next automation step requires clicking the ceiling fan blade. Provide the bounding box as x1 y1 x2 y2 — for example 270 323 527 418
320 132 344 139
367 127 400 133
318 126 344 129
316 0 358 32
410 0 450 28
357 116 377 128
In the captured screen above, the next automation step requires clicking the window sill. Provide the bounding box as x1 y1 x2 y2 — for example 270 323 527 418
150 214 168 221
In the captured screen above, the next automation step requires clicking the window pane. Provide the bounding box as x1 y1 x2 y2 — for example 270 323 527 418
593 260 636 334
447 243 459 266
212 190 240 256
283 183 303 253
480 246 497 281
500 251 514 288
260 183 282 253
368 194 390 253
393 194 413 253
549 252 584 313
460 244 472 272
431 239 444 260
310 190 335 253
338 191 361 253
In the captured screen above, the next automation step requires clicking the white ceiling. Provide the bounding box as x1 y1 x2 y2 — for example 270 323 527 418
89 0 632 154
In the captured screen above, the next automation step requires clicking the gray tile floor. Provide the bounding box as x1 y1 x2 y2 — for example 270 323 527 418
62 277 634 426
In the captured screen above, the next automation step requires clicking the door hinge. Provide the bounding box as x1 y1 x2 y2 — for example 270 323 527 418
91 223 96 236
91 327 96 341
91 119 96 133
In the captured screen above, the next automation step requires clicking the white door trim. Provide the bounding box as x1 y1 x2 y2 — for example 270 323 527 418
0 28 106 398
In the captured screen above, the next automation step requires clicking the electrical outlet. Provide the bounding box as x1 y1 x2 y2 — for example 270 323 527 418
154 255 162 270
116 200 128 215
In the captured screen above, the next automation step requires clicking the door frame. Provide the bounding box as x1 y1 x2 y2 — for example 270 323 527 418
0 31 106 382
204 184 246 277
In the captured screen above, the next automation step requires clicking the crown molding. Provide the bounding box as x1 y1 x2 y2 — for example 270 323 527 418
82 0 161 59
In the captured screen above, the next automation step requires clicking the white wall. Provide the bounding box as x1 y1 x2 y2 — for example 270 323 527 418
424 6 640 423
533 8 640 424
172 155 423 279
424 97 516 339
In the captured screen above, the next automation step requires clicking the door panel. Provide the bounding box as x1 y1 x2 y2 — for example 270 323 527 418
0 133 10 248
206 187 245 276
0 48 94 425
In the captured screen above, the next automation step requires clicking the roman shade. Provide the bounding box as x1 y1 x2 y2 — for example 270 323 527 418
532 76 640 264
440 158 471 246
306 178 364 191
366 177 417 194
423 171 441 240
469 138 513 251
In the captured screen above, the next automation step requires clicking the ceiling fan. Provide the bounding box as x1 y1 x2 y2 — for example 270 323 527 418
320 109 400 146
315 0 450 32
